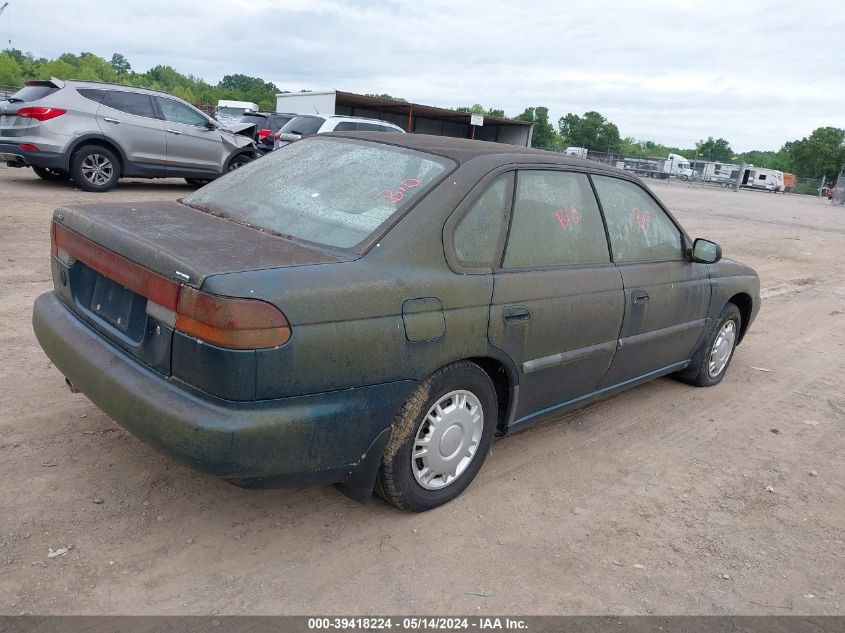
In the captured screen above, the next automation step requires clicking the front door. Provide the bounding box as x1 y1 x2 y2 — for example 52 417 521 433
487 169 625 422
590 175 711 387
155 97 223 173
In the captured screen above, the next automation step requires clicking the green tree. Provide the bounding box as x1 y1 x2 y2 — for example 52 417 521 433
786 127 845 178
695 137 733 162
558 111 621 153
516 106 559 149
110 53 131 75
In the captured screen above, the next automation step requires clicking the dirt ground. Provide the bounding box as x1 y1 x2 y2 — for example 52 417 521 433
0 166 843 616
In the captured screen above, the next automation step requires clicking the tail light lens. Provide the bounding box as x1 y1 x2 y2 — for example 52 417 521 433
17 107 67 121
19 143 39 151
175 286 290 349
257 128 272 140
52 222 291 349
273 131 281 141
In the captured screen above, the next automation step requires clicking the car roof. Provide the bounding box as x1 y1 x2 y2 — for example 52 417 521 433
320 131 628 173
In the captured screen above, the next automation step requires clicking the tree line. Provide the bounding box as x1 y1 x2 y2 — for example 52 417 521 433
2 49 842 179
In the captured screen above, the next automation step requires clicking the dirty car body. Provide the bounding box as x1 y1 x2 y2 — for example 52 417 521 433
32 133 760 509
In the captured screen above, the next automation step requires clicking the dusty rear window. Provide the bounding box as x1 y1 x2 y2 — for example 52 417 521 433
183 137 454 250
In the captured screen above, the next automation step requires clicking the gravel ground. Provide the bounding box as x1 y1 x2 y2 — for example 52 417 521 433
0 166 842 615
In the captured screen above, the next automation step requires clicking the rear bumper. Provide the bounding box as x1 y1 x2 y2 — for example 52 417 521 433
32 291 416 486
0 142 66 169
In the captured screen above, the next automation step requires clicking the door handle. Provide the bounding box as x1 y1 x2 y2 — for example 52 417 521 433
632 290 650 304
166 128 183 135
102 117 120 124
503 306 531 324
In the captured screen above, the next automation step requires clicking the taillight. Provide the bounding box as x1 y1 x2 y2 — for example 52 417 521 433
17 107 67 121
273 131 281 141
257 128 272 140
19 143 39 151
52 222 291 350
175 286 290 350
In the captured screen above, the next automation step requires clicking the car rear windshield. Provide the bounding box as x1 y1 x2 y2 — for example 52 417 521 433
9 84 58 102
183 137 454 250
279 116 325 136
239 113 268 126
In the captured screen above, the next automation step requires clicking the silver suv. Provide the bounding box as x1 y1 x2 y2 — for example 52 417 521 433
0 78 257 191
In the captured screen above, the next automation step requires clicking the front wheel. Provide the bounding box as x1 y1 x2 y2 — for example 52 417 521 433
70 146 120 192
226 154 253 172
377 361 497 511
680 303 742 387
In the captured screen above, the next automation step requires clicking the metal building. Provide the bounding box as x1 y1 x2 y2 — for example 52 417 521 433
275 90 533 147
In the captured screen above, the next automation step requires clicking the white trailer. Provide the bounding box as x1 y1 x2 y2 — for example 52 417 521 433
216 100 259 123
564 146 588 159
741 167 784 192
702 162 739 185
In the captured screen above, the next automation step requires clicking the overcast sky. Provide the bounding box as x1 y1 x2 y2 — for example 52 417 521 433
6 0 844 151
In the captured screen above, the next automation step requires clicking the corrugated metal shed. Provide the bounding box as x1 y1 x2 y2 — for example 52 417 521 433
275 90 533 147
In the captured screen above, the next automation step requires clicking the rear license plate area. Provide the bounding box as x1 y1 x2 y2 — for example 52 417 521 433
90 274 137 333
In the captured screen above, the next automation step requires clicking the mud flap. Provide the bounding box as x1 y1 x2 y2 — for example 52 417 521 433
335 428 392 503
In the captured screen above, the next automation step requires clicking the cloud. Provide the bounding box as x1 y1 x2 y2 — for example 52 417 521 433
8 0 844 151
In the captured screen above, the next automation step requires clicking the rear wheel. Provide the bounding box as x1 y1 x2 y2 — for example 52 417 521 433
32 166 69 182
377 361 497 511
680 303 741 387
70 146 120 192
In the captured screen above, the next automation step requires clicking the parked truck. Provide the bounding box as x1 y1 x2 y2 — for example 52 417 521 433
623 153 694 180
216 99 260 123
564 146 589 159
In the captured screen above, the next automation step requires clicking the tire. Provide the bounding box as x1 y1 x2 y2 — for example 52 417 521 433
681 175 689 181
377 361 497 511
226 153 253 172
70 146 120 192
680 303 742 387
185 178 212 186
32 166 69 182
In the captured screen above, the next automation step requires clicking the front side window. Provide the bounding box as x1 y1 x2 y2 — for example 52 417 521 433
502 170 610 268
452 174 512 268
592 175 683 263
157 98 208 127
103 91 156 119
183 137 453 250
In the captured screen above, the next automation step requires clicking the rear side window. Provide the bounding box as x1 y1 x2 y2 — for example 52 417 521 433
333 121 357 132
9 84 58 102
591 175 683 262
453 174 512 268
157 98 208 127
503 171 610 268
280 116 325 136
76 88 107 104
103 91 156 119
268 115 293 131
183 138 453 250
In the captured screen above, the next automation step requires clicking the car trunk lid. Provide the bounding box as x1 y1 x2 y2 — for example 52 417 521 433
50 200 351 380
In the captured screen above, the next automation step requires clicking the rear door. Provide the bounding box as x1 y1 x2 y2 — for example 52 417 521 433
155 96 223 172
97 90 166 166
591 175 710 387
486 169 625 421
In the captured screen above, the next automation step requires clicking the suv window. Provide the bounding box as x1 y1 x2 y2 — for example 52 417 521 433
502 171 610 268
453 174 512 268
76 88 107 104
103 90 156 118
592 175 683 262
333 121 358 132
9 84 58 102
157 98 208 127
279 116 325 136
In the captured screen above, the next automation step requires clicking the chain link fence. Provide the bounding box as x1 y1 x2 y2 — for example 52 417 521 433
832 168 845 206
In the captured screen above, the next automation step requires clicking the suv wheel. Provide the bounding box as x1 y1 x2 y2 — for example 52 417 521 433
70 146 121 192
32 166 69 182
226 154 252 172
377 361 497 511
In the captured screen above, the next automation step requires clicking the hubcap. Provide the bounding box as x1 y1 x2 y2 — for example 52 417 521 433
708 319 737 377
411 390 484 490
80 153 114 186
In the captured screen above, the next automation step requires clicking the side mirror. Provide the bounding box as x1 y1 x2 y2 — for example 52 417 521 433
205 120 218 130
691 238 722 264
276 132 301 143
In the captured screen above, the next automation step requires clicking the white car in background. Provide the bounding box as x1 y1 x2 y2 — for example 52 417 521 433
273 114 404 149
